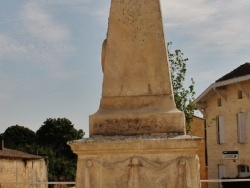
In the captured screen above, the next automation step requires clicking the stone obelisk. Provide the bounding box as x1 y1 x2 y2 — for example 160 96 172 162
90 0 185 136
69 0 202 187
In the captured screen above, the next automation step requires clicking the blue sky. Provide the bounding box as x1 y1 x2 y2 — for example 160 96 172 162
1 0 250 136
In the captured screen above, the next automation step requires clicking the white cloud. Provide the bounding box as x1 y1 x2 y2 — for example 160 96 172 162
46 0 92 7
161 0 250 52
89 5 109 19
161 0 216 27
21 1 69 42
42 0 92 6
0 80 15 101
0 34 73 75
0 35 28 58
193 70 217 83
0 1 76 80
0 92 11 101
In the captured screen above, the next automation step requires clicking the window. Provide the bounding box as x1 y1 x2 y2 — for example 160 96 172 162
217 116 225 144
217 98 222 107
238 164 250 177
237 113 246 143
238 90 243 99
218 164 226 188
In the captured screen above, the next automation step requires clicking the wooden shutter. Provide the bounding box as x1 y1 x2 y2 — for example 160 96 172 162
218 165 226 188
217 116 225 144
238 113 246 143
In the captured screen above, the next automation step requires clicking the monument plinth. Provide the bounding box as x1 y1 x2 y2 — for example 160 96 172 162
70 135 201 188
69 0 202 187
90 0 185 136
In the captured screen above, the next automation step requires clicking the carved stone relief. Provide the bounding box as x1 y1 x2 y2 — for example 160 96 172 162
80 156 200 188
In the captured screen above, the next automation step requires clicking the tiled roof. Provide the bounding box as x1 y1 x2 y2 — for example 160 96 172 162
195 62 250 104
0 148 44 160
216 62 250 82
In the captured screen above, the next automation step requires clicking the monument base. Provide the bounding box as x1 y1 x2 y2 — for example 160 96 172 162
90 95 186 136
68 135 202 188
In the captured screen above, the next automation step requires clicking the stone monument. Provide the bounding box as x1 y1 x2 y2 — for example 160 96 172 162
68 0 202 187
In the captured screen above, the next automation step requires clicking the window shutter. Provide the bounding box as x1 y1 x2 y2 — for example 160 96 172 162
238 113 246 143
218 164 226 188
218 164 226 178
217 116 225 144
248 112 250 143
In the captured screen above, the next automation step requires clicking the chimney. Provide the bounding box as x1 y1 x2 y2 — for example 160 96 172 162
0 140 4 150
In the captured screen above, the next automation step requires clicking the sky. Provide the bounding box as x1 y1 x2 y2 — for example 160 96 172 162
1 0 250 137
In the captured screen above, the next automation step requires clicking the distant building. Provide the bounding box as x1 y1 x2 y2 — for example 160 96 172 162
0 141 48 188
190 116 207 188
195 62 250 188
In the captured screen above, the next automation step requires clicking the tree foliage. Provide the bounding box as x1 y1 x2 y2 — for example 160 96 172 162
168 42 196 132
1 118 84 182
36 118 84 181
3 125 36 152
0 134 3 141
36 118 83 148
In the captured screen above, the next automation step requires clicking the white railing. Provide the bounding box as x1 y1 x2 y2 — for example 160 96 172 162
1 179 250 186
201 179 250 182
0 181 75 185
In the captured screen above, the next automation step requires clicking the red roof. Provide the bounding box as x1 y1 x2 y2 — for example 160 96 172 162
0 148 44 160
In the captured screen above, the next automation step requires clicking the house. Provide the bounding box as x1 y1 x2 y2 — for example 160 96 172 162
190 116 207 188
0 141 48 188
195 62 250 188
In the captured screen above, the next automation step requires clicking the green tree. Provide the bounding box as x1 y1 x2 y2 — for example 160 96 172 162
36 118 84 181
3 125 36 152
168 42 196 132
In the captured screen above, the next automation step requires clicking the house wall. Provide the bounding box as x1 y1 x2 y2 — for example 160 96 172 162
0 158 47 188
204 80 250 188
190 116 207 188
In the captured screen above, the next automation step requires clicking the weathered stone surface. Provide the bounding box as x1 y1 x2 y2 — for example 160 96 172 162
69 136 202 188
102 0 172 97
90 110 185 136
90 0 185 136
0 158 47 188
69 0 202 187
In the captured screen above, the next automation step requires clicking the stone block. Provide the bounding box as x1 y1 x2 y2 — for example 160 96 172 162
69 135 202 188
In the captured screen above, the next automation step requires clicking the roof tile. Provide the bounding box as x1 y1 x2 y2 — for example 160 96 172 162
0 148 44 159
216 62 250 82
